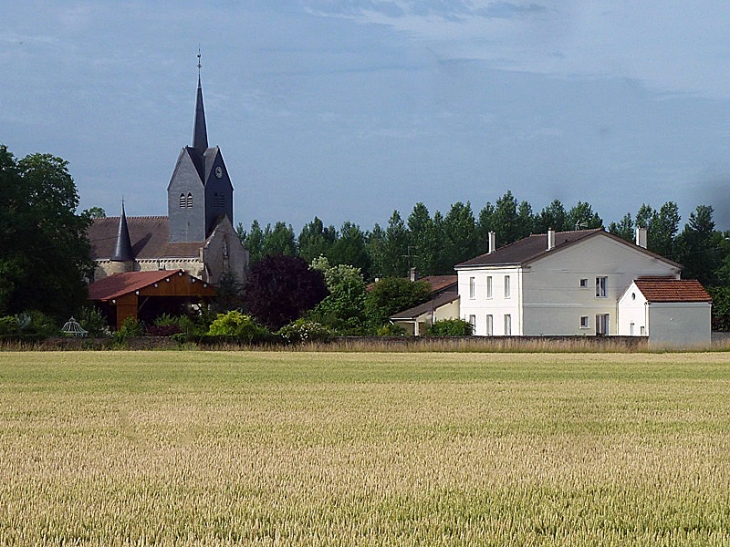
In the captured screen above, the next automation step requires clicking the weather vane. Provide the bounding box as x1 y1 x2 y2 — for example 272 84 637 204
197 47 202 77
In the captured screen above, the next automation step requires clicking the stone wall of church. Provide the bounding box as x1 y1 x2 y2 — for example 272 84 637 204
202 218 249 288
93 258 205 283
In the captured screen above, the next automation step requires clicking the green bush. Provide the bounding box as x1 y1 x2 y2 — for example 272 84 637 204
78 306 109 337
113 316 143 345
207 311 271 344
426 318 474 337
278 319 334 345
376 322 407 337
0 316 19 337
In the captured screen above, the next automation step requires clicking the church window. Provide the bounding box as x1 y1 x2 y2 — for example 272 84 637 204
179 194 186 208
187 193 193 208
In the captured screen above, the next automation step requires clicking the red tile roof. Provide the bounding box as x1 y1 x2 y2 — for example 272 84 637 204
418 275 457 293
89 270 191 301
634 278 712 303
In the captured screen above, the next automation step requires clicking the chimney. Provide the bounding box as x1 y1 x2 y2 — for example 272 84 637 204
636 227 647 249
409 267 417 282
547 227 556 251
488 231 496 254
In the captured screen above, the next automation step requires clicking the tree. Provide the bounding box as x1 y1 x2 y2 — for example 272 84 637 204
85 206 106 219
566 201 602 230
309 257 367 334
262 221 297 257
330 222 371 278
441 202 480 270
0 145 92 320
298 216 336 263
237 220 265 265
608 212 634 242
368 211 409 278
535 199 567 233
675 205 723 286
364 277 432 329
242 254 328 330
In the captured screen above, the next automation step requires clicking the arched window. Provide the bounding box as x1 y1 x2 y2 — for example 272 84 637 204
179 193 186 208
186 193 193 208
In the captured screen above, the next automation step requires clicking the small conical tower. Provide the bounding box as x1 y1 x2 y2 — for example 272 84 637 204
109 202 135 273
192 74 208 153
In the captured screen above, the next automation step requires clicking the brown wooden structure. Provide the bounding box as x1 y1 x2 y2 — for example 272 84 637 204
88 269 216 330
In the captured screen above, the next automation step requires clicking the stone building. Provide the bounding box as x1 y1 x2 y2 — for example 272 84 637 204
88 68 248 289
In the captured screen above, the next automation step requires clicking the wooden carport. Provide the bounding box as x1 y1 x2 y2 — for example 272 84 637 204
88 270 217 330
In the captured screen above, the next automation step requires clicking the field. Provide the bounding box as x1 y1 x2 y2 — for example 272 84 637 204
1 351 730 545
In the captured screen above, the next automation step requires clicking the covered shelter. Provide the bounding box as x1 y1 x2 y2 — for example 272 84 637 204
88 269 216 330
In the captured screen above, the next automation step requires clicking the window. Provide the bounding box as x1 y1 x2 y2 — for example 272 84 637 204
186 193 193 208
579 278 588 288
468 315 476 330
504 275 511 298
629 322 635 335
580 316 589 329
486 276 493 299
179 193 186 208
596 314 609 336
504 314 512 336
595 276 607 298
469 277 476 299
486 314 493 336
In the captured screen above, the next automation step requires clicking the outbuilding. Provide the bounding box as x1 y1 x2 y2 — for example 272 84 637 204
618 278 712 348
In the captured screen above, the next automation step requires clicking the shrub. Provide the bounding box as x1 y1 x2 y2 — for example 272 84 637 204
426 318 474 337
207 310 270 344
278 319 334 345
376 322 407 337
0 316 19 337
77 306 109 337
113 316 143 345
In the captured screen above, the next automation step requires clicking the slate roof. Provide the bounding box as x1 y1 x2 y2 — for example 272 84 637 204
634 278 712 303
88 270 189 301
455 229 680 269
390 291 460 321
88 216 203 260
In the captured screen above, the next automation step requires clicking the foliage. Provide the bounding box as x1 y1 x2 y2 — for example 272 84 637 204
309 257 368 334
77 306 109 337
0 316 20 337
243 255 328 330
0 145 93 321
365 277 432 329
207 310 270 343
277 318 334 345
708 286 730 331
376 322 407 336
298 217 337 263
426 318 474 336
214 270 244 311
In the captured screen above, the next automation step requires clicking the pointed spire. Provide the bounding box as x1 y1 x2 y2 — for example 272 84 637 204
112 201 135 262
192 49 209 152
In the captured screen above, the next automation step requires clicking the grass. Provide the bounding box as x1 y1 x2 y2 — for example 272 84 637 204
1 351 730 545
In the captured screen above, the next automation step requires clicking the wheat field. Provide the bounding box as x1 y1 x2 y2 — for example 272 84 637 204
1 351 729 545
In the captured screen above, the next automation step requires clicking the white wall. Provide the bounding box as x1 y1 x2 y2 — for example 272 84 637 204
458 268 522 335
647 303 712 349
617 282 648 336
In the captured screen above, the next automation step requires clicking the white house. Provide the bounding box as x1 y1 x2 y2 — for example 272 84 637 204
618 278 712 348
454 228 710 344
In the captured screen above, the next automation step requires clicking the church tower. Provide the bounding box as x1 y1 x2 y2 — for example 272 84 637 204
167 55 234 243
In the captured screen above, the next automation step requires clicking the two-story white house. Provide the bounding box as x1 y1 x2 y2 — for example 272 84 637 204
454 228 710 345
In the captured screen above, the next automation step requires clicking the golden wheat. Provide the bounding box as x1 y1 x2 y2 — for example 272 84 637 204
0 351 729 545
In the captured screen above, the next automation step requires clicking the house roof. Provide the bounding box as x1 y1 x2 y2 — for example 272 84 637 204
88 216 204 260
390 291 460 321
88 270 186 301
417 275 457 293
455 229 680 269
633 278 712 303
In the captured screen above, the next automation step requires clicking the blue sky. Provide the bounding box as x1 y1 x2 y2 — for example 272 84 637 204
3 1 730 232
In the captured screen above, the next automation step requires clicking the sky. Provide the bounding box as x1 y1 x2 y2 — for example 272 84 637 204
3 1 730 234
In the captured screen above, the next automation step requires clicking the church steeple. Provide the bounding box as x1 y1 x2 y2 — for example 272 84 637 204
111 201 134 263
192 50 209 152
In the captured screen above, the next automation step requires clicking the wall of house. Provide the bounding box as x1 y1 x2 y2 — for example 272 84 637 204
521 235 679 336
458 268 522 335
202 217 249 287
617 283 648 336
647 303 712 348
93 258 205 283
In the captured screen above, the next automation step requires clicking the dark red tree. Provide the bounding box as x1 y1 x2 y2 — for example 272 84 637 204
243 255 328 330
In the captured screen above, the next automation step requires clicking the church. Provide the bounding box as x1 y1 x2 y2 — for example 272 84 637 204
87 65 249 289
